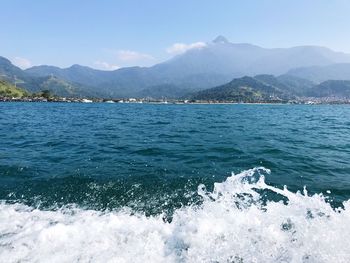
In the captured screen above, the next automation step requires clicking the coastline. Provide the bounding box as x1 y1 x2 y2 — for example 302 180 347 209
1 97 350 105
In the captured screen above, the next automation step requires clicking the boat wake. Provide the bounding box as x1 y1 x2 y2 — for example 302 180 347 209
0 167 349 262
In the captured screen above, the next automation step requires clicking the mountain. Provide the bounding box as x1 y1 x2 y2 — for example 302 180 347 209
191 76 294 102
0 57 28 83
0 79 29 97
149 37 350 86
26 64 162 97
1 36 350 98
23 36 350 98
286 63 350 83
307 80 350 98
26 64 112 88
246 46 350 75
0 57 102 98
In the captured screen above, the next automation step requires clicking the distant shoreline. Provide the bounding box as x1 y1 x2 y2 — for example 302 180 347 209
1 98 349 105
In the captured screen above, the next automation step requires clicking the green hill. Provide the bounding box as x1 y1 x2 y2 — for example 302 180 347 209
191 76 294 102
0 80 29 98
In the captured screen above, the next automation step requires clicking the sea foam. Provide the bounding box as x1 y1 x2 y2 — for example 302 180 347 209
0 167 349 262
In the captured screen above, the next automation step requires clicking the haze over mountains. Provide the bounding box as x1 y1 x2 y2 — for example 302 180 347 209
1 36 350 99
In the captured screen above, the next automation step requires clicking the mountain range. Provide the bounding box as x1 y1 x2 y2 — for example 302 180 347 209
1 36 350 99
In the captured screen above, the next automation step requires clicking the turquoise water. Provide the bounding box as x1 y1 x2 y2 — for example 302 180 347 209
1 103 350 262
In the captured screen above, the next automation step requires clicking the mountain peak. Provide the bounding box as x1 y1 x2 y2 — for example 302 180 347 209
68 64 95 72
69 64 84 69
213 35 229 44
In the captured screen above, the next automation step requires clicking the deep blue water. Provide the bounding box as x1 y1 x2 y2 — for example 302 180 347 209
1 103 350 212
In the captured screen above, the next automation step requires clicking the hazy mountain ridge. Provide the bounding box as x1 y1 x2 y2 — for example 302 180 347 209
26 64 110 87
307 80 350 98
287 63 350 83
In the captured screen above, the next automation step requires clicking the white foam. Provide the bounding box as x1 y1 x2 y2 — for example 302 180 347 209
0 167 349 262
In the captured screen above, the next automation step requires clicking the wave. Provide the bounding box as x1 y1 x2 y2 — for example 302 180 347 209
0 167 349 262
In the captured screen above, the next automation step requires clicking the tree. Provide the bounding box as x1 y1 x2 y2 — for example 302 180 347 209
41 89 51 99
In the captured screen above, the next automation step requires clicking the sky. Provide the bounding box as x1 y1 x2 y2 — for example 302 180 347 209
1 0 350 70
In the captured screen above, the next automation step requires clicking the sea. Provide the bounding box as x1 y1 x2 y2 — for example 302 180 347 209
0 102 349 262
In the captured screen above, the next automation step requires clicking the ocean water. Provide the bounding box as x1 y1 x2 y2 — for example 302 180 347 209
0 102 350 262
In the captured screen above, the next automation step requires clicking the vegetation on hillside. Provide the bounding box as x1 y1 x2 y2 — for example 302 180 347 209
307 80 350 98
191 76 293 102
0 80 29 97
2 52 350 101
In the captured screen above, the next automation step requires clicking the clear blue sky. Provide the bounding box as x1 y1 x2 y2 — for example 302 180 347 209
1 0 350 70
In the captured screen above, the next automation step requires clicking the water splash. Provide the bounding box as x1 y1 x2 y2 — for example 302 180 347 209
0 168 349 262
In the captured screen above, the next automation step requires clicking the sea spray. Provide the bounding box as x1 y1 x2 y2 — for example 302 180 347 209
0 167 349 262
